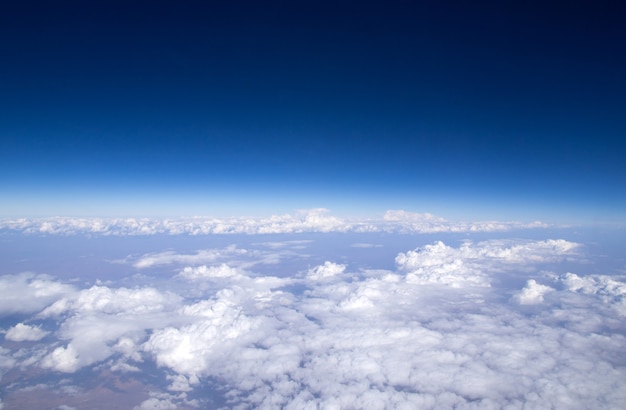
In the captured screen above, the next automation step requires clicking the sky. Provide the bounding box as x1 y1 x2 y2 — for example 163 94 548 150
1 4 626 407
1 1 625 221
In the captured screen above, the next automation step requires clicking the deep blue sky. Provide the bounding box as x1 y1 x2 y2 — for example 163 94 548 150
1 1 624 221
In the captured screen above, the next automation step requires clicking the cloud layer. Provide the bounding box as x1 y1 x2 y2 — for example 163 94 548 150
1 236 625 409
0 209 547 236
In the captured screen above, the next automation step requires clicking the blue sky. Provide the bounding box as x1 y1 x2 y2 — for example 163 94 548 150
1 1 624 221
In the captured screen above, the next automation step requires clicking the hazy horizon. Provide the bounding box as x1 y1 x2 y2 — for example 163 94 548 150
1 1 625 409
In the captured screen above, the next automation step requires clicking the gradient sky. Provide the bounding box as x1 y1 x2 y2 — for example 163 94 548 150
1 1 624 221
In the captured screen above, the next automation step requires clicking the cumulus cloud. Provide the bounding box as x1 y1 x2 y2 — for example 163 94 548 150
178 264 243 280
40 285 181 317
0 273 76 315
135 238 625 409
2 234 624 409
132 391 198 410
515 279 555 304
37 285 183 373
0 346 17 380
5 323 49 342
40 343 80 373
395 239 578 288
0 209 347 236
561 272 626 316
306 261 346 281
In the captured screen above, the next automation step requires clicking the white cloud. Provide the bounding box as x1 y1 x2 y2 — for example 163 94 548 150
38 285 183 373
515 279 555 304
307 261 346 281
144 292 258 383
0 273 76 315
40 343 80 373
561 272 626 316
134 397 177 410
3 234 625 409
0 209 548 236
179 264 242 280
166 374 193 392
138 238 626 409
132 245 249 269
5 323 49 342
40 285 181 317
351 242 383 248
395 239 579 288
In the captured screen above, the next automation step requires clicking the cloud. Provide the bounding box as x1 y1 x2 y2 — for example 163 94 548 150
2 235 624 409
40 285 181 317
306 261 346 281
395 239 578 288
0 209 549 236
515 279 555 304
0 273 76 316
40 343 80 373
351 242 383 248
131 245 249 269
5 323 49 342
0 346 17 381
133 392 197 410
38 285 183 373
135 238 625 408
382 210 548 233
178 264 243 280
561 272 626 317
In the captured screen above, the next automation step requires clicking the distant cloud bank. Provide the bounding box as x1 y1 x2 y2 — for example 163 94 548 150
0 209 547 235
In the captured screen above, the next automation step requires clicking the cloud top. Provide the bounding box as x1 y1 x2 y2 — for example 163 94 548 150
1 235 624 409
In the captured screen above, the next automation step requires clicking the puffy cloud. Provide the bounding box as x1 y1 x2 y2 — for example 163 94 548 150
515 279 555 304
0 273 75 316
132 392 198 410
143 289 261 383
135 238 626 408
178 264 242 280
5 323 49 342
0 210 347 236
40 343 80 373
133 397 177 410
307 261 346 281
351 242 383 248
561 272 626 316
38 285 183 373
40 285 181 317
2 234 624 409
395 239 579 288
